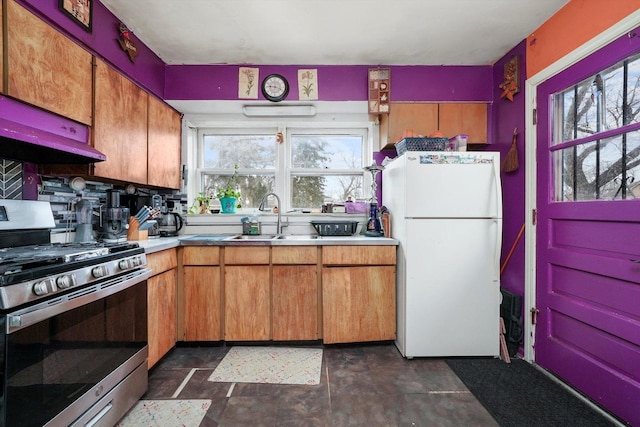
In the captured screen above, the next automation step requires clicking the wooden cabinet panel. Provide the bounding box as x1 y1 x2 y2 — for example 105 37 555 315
272 246 318 264
183 266 222 341
7 0 92 125
93 59 148 184
148 268 177 368
147 249 177 275
224 265 270 340
148 96 181 189
272 265 318 340
182 247 220 265
387 103 439 146
225 247 270 265
322 246 396 265
438 103 488 144
322 266 396 344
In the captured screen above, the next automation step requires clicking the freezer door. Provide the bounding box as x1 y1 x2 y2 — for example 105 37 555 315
404 152 501 218
402 218 501 357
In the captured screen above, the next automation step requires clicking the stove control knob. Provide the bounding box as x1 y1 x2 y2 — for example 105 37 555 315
119 258 134 270
92 265 109 278
33 281 50 296
56 274 76 289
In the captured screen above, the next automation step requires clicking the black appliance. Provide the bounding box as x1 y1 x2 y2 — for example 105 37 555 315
0 200 151 427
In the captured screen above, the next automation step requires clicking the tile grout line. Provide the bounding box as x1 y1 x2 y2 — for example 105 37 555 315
226 382 236 398
171 368 198 399
427 390 472 394
325 366 331 412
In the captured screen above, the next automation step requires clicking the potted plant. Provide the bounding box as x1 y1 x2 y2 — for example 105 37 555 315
188 192 211 214
216 164 241 214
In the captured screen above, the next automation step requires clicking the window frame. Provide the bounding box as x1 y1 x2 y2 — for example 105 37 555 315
550 53 640 202
193 121 374 213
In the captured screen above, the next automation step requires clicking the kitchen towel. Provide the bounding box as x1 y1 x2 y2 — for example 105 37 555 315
208 346 322 385
116 399 211 426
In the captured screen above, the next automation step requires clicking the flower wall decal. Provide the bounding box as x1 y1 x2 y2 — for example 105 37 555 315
238 67 259 99
298 69 318 100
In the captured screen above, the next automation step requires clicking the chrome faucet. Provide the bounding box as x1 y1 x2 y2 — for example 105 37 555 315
258 192 283 235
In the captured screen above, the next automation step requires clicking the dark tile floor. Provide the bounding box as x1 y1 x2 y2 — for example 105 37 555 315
143 342 498 426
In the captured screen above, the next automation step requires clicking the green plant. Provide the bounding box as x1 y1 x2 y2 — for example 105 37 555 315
188 192 211 214
216 164 241 200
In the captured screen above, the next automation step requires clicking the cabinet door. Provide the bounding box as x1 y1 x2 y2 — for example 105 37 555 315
7 0 92 125
322 266 396 344
147 249 178 275
387 103 439 147
224 266 270 341
93 59 148 184
148 268 177 368
438 103 488 144
148 96 181 189
182 247 220 266
184 266 221 341
272 265 318 340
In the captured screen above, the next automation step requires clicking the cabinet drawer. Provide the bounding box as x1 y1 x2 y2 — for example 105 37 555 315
322 246 396 265
147 249 177 275
182 247 220 265
224 247 270 265
272 246 318 264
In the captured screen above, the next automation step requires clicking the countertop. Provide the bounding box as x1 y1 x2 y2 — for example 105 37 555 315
135 234 397 254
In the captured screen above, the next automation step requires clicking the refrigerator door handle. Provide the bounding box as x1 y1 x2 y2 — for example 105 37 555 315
492 154 503 217
493 219 501 282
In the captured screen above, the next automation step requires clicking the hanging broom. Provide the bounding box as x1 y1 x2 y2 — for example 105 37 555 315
502 128 519 173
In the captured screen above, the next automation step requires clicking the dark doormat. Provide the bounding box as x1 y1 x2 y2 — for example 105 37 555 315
445 358 617 427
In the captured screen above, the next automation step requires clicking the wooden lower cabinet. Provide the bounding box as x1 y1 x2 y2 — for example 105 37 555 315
224 265 270 341
272 265 318 340
147 268 177 368
322 265 396 344
183 266 222 341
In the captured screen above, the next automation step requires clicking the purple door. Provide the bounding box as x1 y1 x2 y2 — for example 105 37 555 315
535 29 640 426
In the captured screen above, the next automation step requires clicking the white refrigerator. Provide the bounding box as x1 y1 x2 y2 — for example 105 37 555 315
382 151 502 358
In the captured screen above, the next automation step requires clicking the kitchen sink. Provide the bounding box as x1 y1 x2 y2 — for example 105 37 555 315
226 234 277 240
276 235 319 240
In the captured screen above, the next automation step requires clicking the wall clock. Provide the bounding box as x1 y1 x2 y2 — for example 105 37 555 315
261 74 289 102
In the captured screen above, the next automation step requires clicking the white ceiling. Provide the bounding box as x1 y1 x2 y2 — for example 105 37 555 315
100 0 569 66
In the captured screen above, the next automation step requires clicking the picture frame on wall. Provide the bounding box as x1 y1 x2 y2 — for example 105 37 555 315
59 0 93 33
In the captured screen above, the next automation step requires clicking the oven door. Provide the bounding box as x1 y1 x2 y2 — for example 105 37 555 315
1 269 151 427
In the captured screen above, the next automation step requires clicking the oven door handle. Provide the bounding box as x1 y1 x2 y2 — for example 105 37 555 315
7 268 152 334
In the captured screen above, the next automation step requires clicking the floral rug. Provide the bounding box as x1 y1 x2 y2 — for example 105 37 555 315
208 346 323 385
116 399 211 426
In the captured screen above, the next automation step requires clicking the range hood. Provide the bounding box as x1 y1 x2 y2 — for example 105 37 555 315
0 95 106 164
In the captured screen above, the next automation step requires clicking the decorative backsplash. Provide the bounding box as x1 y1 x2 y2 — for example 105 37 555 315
0 160 23 200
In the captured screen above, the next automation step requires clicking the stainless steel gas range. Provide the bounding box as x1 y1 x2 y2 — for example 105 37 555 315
0 200 151 427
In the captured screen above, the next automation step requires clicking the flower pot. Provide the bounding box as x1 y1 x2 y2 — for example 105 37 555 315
220 197 237 214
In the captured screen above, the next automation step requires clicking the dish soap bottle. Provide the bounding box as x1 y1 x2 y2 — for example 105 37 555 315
250 210 260 235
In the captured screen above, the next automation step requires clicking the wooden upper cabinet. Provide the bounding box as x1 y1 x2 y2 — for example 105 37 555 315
438 103 488 144
384 102 488 149
386 103 439 147
7 0 92 125
148 96 182 189
93 59 148 184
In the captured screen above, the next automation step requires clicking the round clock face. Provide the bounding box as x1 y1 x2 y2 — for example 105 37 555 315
261 74 289 102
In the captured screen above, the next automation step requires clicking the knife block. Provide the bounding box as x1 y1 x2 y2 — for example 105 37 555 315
126 217 148 241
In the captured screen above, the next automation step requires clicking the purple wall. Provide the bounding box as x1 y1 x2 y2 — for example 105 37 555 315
492 41 527 297
165 64 492 102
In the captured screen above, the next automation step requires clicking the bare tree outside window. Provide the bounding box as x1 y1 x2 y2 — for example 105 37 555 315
554 54 640 201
